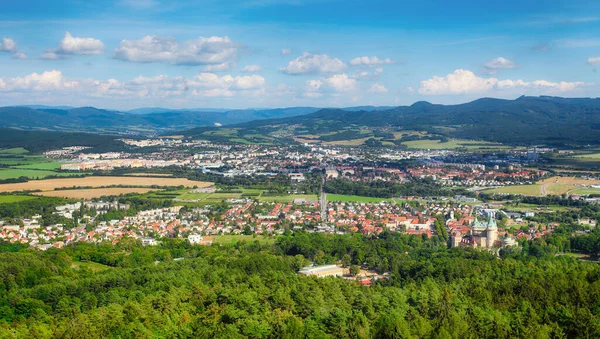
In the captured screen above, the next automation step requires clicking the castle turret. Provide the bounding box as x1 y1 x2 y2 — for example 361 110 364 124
486 213 498 248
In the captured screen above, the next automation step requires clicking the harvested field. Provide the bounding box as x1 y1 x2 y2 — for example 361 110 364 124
125 173 174 177
35 188 157 199
538 176 600 185
0 176 212 193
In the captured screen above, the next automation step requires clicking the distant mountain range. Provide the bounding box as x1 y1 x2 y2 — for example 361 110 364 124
0 105 403 135
0 106 326 134
181 96 600 146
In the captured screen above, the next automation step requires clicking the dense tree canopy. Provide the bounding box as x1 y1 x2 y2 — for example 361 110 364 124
1 232 600 338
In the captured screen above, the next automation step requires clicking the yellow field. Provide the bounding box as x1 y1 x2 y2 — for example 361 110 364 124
0 176 212 193
126 173 174 177
35 188 158 199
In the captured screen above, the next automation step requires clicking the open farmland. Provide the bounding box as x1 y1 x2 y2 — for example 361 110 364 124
34 188 158 199
487 176 600 196
0 176 212 193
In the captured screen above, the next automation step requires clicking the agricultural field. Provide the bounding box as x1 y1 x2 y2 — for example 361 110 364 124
13 162 63 170
0 169 83 180
486 185 543 196
34 188 158 199
487 176 600 196
0 195 37 204
402 139 508 150
0 176 212 193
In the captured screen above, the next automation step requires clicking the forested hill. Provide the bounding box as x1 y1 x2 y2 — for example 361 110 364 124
0 106 322 133
182 96 600 146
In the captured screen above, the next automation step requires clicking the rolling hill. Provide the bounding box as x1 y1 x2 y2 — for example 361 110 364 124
181 96 600 146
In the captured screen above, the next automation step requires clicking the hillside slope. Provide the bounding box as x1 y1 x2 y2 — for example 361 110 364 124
181 96 600 146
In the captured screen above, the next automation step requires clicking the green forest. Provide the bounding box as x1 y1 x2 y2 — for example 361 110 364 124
2 230 600 338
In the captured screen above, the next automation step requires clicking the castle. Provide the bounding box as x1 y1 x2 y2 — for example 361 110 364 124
450 213 516 249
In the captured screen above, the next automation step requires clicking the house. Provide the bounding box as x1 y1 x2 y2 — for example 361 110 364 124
188 234 203 244
142 237 157 246
298 265 344 278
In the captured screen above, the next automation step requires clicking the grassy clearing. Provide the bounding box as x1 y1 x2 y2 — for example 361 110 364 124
14 162 63 170
34 188 158 199
573 153 600 159
402 139 506 150
0 147 29 155
326 194 392 203
211 235 277 245
0 195 37 204
72 260 113 272
0 169 82 180
259 194 318 202
486 185 543 196
568 188 600 195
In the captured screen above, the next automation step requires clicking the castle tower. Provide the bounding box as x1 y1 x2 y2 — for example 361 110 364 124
486 213 498 248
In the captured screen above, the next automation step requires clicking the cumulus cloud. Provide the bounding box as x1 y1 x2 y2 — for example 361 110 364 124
0 38 17 53
588 57 600 65
350 56 393 67
281 48 292 56
368 83 388 93
113 35 239 66
42 32 104 59
303 79 323 98
418 69 588 95
0 70 266 100
483 57 517 74
280 53 346 75
324 73 357 92
0 38 26 59
241 65 263 72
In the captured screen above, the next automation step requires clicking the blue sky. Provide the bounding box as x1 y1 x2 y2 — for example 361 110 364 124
0 0 598 109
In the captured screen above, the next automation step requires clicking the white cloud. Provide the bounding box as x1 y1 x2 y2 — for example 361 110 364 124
588 57 600 65
419 69 588 95
241 65 263 72
0 38 17 53
280 52 346 74
0 70 266 100
303 79 323 97
42 32 104 59
113 35 239 66
324 73 357 92
202 62 234 72
483 57 517 74
350 56 393 67
0 38 26 59
368 83 388 93
281 48 292 56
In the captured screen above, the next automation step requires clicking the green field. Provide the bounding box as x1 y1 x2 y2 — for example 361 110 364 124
210 234 277 245
14 162 63 170
259 194 318 202
573 153 600 159
0 195 37 204
0 168 82 180
402 139 508 150
568 188 600 195
326 194 392 203
0 147 29 155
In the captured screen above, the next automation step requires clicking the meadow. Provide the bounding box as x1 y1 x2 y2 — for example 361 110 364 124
0 195 37 204
402 139 508 150
486 176 600 196
210 234 277 245
326 194 392 203
34 188 158 199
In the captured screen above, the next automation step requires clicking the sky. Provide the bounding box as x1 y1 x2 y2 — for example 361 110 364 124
0 0 599 110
